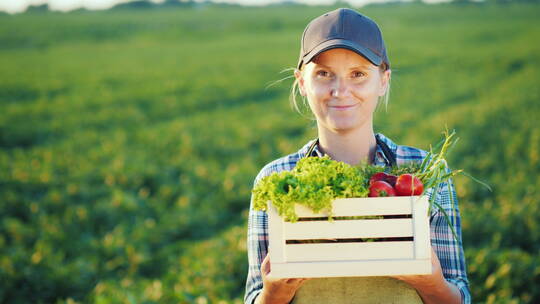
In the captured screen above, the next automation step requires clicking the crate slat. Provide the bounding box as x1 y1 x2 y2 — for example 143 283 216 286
285 241 414 262
294 196 418 217
284 219 413 240
270 259 432 278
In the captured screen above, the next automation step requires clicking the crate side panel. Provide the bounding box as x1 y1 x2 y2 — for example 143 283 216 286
413 196 431 260
267 202 286 263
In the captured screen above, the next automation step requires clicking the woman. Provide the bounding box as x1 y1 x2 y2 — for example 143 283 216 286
244 8 470 304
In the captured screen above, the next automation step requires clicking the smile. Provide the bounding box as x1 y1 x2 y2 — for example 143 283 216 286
328 104 358 110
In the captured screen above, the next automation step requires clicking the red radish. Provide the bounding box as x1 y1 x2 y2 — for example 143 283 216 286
385 174 398 187
368 181 396 197
395 174 424 196
369 172 388 186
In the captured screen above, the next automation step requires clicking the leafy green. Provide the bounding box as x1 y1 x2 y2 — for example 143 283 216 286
253 156 369 221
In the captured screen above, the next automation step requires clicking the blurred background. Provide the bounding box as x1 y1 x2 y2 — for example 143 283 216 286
0 0 539 303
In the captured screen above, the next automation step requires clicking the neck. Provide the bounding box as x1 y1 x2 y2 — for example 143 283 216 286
317 125 377 166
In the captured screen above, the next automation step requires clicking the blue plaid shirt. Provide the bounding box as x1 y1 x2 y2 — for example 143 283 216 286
244 133 471 304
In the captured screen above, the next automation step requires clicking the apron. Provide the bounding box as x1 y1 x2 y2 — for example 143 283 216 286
293 137 423 303
291 277 423 304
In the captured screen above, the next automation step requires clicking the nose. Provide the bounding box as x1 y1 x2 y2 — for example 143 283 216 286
330 77 350 99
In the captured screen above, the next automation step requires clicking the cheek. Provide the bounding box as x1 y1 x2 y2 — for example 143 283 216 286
351 80 381 99
306 80 330 100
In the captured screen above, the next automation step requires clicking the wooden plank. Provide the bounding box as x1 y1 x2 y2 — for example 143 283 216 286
285 241 414 262
294 196 420 218
412 196 431 260
267 202 285 263
284 219 413 240
269 259 432 279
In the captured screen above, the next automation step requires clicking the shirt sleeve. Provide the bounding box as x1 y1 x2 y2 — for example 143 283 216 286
244 171 270 304
429 176 471 304
244 202 268 303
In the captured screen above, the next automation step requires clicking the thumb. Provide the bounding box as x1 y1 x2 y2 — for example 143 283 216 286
261 253 271 276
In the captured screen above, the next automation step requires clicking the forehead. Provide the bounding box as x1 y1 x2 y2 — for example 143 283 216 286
311 48 375 68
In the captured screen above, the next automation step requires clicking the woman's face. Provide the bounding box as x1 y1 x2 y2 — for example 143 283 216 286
295 48 390 134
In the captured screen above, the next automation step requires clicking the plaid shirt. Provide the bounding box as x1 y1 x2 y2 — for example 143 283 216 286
244 133 471 304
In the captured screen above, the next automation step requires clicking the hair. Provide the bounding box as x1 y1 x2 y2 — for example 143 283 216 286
289 62 391 118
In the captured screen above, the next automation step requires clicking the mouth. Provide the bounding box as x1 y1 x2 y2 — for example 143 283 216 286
328 104 358 110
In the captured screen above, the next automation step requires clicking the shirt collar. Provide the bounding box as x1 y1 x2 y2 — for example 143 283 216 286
375 133 398 167
303 133 396 167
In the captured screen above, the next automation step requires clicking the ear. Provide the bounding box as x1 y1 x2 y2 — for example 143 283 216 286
294 69 306 96
378 69 391 96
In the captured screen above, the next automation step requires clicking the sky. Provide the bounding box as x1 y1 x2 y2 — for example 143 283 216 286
0 0 448 14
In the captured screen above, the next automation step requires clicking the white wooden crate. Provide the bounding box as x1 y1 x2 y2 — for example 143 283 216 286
267 196 432 278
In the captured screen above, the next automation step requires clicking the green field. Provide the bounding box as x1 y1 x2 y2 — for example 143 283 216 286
1 2 539 303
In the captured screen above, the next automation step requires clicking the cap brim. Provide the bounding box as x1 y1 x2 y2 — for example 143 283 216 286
298 39 382 69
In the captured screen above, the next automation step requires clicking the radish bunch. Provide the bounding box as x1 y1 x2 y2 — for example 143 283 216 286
368 172 424 197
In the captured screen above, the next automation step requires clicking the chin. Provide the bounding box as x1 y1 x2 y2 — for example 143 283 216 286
325 117 368 134
328 122 360 134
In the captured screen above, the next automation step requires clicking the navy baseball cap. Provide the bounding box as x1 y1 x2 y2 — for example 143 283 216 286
297 8 390 70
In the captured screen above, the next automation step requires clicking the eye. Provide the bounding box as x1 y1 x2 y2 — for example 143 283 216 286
316 70 331 78
352 71 366 78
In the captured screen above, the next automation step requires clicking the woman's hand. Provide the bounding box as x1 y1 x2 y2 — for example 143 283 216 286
391 247 462 304
255 253 309 304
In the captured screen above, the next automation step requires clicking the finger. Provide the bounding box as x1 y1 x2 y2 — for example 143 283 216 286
260 254 271 276
429 246 445 277
391 275 404 281
285 278 309 285
431 246 441 262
